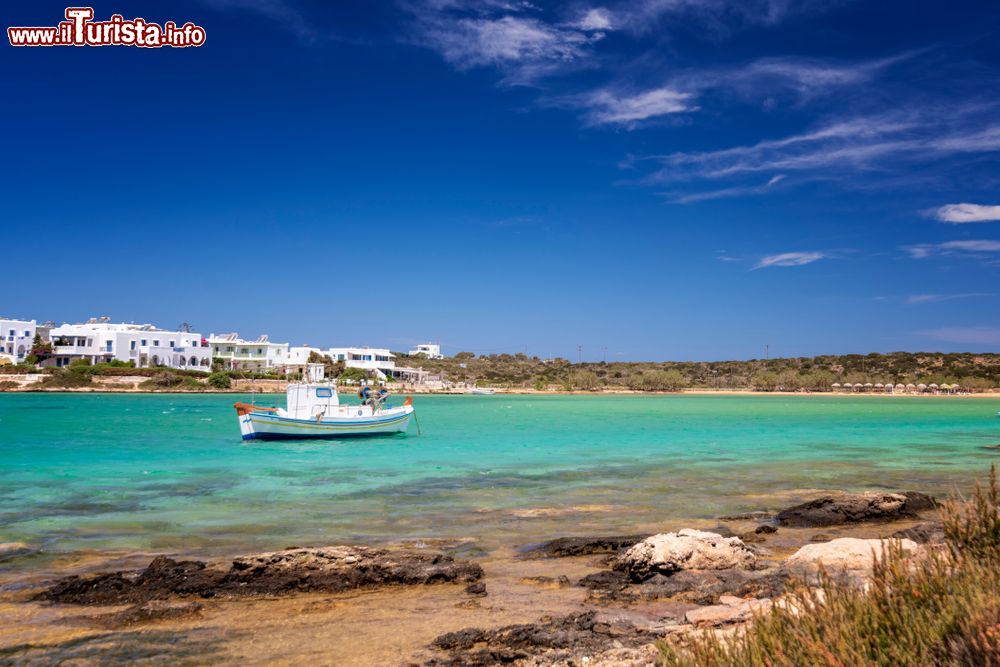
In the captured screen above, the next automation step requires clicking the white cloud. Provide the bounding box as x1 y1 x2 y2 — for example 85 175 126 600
574 8 613 30
904 239 1000 259
582 87 693 126
906 293 993 305
633 102 1000 199
671 174 785 203
919 327 1000 346
934 203 1000 224
753 251 824 269
410 2 610 84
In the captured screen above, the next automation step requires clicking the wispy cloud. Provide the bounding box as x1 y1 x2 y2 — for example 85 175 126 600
934 203 1000 224
906 293 993 305
919 326 1000 346
754 251 824 269
407 2 610 84
558 54 903 129
578 87 694 126
904 239 1000 259
670 174 786 203
633 103 1000 198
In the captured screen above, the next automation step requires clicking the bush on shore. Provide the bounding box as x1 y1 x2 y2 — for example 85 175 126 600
208 372 232 389
36 367 94 388
658 467 1000 667
0 380 19 391
138 372 203 391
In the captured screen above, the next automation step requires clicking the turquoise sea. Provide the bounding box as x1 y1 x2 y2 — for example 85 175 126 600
1 393 999 559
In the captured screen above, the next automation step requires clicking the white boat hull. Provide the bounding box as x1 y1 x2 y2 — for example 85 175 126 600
237 406 413 440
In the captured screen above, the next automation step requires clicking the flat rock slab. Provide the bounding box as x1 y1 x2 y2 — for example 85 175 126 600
425 611 662 666
685 597 772 626
521 535 647 558
786 537 919 572
580 567 788 606
36 546 483 605
91 601 204 627
776 492 936 527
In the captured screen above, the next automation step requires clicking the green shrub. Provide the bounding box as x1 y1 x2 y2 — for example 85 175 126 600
339 367 368 382
37 369 93 388
628 369 689 391
0 380 19 391
208 372 232 389
139 372 202 391
571 370 600 391
658 467 1000 667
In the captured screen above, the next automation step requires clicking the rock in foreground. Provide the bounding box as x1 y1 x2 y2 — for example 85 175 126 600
37 546 483 605
522 535 647 558
776 491 936 527
614 530 757 582
786 537 919 573
426 611 663 666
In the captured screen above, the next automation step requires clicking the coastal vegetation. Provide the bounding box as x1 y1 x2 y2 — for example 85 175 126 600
658 469 1000 667
397 350 1000 391
1 351 998 392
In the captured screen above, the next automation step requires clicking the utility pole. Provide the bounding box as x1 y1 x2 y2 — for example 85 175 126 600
602 346 607 363
577 345 582 364
764 344 769 370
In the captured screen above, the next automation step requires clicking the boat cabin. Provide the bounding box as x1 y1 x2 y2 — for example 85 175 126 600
284 383 340 420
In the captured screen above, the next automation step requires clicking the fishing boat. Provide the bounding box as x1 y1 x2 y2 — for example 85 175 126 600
235 383 414 440
469 387 496 395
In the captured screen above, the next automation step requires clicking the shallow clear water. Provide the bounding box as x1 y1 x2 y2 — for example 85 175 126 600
1 393 999 557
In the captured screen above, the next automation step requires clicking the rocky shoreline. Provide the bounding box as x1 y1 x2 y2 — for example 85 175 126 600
3 489 949 666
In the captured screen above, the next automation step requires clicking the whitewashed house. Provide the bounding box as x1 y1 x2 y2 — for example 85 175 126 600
284 345 326 381
0 317 36 363
327 346 427 382
407 342 443 359
209 333 289 371
48 319 212 371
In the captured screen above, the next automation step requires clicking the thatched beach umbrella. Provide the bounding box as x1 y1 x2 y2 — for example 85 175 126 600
906 383 917 391
832 382 842 389
875 383 884 389
917 383 927 392
864 382 874 389
929 383 939 389
895 383 907 391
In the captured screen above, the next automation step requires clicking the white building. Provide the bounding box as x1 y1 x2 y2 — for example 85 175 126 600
1 318 36 363
408 342 443 359
48 319 212 371
209 333 289 371
284 346 326 381
327 346 427 382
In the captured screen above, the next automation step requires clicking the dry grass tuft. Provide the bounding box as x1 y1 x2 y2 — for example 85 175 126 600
659 467 1000 666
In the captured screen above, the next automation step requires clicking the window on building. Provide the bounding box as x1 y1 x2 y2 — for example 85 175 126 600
131 341 136 351
141 339 147 346
153 340 159 347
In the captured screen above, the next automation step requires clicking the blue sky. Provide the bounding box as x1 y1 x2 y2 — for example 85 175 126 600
3 0 1000 360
